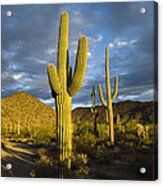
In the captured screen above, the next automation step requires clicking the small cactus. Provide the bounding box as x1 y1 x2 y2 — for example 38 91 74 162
47 11 88 173
91 86 99 136
98 48 118 145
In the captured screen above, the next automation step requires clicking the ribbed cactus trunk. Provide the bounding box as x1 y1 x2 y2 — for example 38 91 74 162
91 86 99 136
55 94 72 172
98 48 118 145
47 11 88 175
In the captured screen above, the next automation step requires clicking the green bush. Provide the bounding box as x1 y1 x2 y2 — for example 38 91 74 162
125 133 137 141
125 119 137 133
32 126 55 145
71 153 90 178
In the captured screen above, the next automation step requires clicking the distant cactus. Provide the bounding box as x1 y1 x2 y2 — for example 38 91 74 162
144 125 149 140
91 86 99 136
137 124 150 146
137 123 144 138
47 11 88 172
17 120 20 135
7 118 13 133
116 114 121 133
98 48 118 145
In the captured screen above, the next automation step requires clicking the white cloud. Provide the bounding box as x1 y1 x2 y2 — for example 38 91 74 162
46 48 56 55
40 98 54 105
109 38 139 49
13 73 26 80
2 72 27 81
109 43 114 48
87 63 95 69
118 86 154 102
70 11 96 28
72 103 91 110
2 51 17 60
87 52 92 59
130 39 138 45
96 34 103 42
26 57 47 64
88 34 103 45
117 40 128 47
36 59 47 64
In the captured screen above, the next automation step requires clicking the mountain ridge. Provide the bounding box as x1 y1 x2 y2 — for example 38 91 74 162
1 91 157 132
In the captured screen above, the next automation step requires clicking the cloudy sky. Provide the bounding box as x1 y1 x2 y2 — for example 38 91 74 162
1 2 157 108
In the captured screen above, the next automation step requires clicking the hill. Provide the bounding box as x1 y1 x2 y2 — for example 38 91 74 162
1 91 55 136
72 101 157 125
1 91 157 135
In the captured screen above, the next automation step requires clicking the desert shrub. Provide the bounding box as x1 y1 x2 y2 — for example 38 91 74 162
147 124 158 143
125 119 137 133
33 132 51 145
32 126 55 145
36 148 54 166
125 133 137 141
71 153 90 178
74 130 97 154
97 123 108 140
30 148 58 178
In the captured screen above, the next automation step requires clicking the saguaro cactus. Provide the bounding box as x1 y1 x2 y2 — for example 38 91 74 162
91 86 99 136
98 48 118 145
116 114 121 133
47 11 88 171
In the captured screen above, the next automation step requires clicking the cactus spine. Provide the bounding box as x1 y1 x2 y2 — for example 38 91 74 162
98 48 118 145
91 86 99 136
47 11 88 172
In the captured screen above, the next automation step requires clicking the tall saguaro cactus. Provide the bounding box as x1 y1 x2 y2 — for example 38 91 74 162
98 48 118 145
91 86 99 136
47 11 88 171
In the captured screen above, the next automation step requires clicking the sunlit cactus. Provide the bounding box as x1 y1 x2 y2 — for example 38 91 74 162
98 48 118 145
116 114 121 133
17 120 20 135
137 123 150 146
47 11 88 173
91 86 99 136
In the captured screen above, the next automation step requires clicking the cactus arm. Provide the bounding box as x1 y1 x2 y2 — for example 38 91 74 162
47 64 61 94
68 36 88 97
111 76 118 99
91 107 94 114
57 11 68 89
98 84 107 107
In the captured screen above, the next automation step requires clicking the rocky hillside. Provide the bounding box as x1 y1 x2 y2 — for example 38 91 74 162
1 91 55 133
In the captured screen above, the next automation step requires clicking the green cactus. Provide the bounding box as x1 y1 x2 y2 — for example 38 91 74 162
98 48 118 145
91 86 99 136
116 114 121 133
47 11 88 172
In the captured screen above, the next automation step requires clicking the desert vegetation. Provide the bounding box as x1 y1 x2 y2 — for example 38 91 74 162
1 11 158 180
1 91 158 179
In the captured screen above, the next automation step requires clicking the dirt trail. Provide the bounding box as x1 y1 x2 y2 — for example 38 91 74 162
1 142 39 177
1 141 156 180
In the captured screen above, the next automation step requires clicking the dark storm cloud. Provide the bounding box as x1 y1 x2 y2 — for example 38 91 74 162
1 2 157 108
